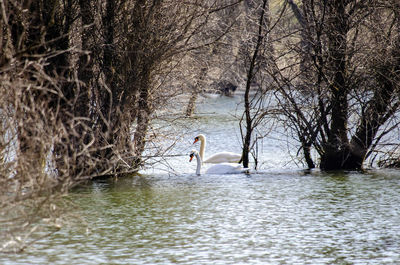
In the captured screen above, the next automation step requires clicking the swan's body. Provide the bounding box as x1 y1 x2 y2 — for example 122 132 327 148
193 134 241 164
189 150 248 175
205 163 246 174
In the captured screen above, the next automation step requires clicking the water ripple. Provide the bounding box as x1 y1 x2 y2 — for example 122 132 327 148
2 171 400 265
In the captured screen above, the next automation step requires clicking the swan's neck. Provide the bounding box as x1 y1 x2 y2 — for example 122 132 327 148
195 152 202 175
199 138 206 161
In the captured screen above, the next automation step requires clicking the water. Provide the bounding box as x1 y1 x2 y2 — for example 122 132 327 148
2 95 400 264
146 92 293 176
2 171 400 264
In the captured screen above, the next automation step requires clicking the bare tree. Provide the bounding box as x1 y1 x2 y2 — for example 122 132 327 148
270 0 400 170
0 0 96 252
238 0 278 169
0 0 231 251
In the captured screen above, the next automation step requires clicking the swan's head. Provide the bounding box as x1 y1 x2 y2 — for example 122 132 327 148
193 134 205 144
189 150 198 162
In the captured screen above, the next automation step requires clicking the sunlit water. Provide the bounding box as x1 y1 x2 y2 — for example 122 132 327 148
2 94 400 264
144 92 294 176
3 171 400 264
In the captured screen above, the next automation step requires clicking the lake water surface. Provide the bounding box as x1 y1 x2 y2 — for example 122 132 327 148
2 95 400 264
3 171 400 264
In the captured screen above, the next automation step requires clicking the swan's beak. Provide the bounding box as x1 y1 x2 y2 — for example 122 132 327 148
189 154 194 162
193 138 198 144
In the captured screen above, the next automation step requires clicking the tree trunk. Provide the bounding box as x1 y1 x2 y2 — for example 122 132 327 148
348 1 400 168
185 67 207 117
241 0 269 169
320 0 400 170
18 0 74 177
99 0 118 161
319 0 351 170
133 67 152 168
186 91 199 117
78 0 94 118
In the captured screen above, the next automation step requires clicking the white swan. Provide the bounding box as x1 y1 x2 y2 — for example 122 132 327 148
189 150 248 175
193 134 242 163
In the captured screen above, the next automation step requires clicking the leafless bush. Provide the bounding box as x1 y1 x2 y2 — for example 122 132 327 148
0 0 242 251
0 51 100 251
267 0 400 170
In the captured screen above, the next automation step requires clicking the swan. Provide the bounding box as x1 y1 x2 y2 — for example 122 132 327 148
193 134 242 163
189 150 248 175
